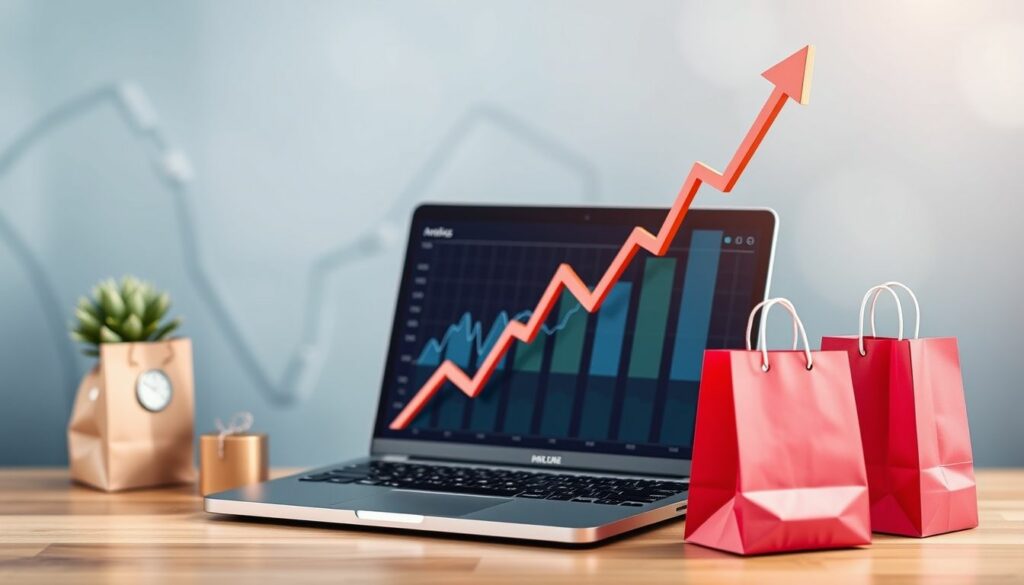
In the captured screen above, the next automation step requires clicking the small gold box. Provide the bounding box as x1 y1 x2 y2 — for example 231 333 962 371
199 433 268 496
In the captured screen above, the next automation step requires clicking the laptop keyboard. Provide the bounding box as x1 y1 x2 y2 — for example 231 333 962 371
299 461 688 507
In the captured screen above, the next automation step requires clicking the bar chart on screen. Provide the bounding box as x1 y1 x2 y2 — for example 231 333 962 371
394 227 754 449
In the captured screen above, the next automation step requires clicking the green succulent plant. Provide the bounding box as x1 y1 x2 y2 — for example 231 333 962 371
70 276 182 357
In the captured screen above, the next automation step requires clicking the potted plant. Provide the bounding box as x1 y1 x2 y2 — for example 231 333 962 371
67 276 196 491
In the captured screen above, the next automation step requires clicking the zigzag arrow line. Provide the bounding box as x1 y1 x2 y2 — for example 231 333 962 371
390 45 815 430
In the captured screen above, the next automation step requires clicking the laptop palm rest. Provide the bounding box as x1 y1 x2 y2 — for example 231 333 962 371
333 490 510 521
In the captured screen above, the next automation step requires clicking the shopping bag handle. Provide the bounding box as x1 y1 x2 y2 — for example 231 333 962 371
745 298 799 353
858 284 904 356
745 297 813 372
868 281 921 340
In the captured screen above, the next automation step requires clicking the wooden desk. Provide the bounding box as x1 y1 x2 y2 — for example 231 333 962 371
1 468 1021 584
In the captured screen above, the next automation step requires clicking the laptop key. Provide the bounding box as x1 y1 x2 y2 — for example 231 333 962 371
299 474 332 482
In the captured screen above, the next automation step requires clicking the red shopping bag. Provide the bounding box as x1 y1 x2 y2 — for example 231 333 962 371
685 298 871 555
821 282 978 537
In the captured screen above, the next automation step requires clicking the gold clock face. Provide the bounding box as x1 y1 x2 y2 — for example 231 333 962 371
136 369 173 412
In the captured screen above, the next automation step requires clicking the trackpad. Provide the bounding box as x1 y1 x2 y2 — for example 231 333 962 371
333 490 510 518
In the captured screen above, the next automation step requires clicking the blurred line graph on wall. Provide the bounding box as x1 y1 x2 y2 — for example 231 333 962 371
0 82 602 409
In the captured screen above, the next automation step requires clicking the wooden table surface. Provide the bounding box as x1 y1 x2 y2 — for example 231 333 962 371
1 468 1022 584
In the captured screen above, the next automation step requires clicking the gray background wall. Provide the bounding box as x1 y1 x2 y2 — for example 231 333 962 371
2 0 1021 466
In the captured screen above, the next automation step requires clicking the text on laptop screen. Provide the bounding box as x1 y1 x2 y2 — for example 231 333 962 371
374 208 773 460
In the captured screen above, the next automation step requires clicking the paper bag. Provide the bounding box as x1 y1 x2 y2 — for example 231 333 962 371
821 282 978 537
685 298 871 555
67 338 196 491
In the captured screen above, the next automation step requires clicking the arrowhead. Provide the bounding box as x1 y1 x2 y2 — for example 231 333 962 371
762 45 815 105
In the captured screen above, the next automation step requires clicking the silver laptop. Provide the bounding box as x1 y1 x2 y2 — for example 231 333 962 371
205 204 777 544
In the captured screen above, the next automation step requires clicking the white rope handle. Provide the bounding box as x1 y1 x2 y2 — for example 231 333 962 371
858 285 904 356
745 297 813 372
870 281 920 339
745 298 799 352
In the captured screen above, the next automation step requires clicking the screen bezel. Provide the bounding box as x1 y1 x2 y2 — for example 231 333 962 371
370 203 778 477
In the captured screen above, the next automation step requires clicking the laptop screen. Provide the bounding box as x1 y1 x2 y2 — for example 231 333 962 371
373 205 775 462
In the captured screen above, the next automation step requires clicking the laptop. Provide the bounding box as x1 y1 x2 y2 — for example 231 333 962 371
205 204 777 544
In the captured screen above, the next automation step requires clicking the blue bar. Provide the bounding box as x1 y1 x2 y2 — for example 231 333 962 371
437 322 473 429
588 282 632 376
503 373 540 434
669 230 723 382
660 380 700 446
616 378 657 443
577 376 616 440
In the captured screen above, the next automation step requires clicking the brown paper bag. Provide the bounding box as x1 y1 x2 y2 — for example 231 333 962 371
67 338 196 491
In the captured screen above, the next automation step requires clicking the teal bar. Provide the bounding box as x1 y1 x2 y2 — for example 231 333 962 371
468 373 506 432
512 335 546 372
549 292 587 374
503 372 540 434
539 373 575 437
626 258 676 379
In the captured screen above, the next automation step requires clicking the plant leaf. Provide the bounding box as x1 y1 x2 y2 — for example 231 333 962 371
122 314 143 341
150 317 181 341
121 275 140 298
142 283 158 305
73 324 101 344
100 285 126 320
77 296 100 319
144 293 170 326
74 308 101 334
101 278 118 297
69 330 92 344
127 289 146 319
99 325 123 344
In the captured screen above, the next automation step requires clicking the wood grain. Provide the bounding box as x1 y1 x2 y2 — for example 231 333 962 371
1 468 1022 584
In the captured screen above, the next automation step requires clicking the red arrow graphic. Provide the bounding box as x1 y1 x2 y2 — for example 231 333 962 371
390 45 815 430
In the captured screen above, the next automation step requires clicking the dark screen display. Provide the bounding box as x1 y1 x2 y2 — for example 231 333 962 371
374 206 774 460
